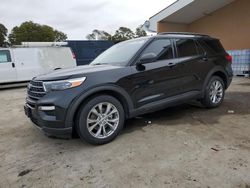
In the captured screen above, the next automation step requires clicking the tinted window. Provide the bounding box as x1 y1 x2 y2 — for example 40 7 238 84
176 39 198 58
0 50 11 63
195 41 206 55
202 39 225 54
141 39 173 60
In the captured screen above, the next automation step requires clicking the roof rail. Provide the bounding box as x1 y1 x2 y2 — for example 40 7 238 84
158 32 210 37
18 42 68 47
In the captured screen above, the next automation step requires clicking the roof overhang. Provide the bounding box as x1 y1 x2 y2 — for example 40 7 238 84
146 0 235 32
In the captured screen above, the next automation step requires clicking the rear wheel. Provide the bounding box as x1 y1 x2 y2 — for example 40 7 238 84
76 95 125 145
201 76 225 108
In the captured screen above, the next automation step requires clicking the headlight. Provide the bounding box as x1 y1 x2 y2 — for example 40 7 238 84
43 77 86 92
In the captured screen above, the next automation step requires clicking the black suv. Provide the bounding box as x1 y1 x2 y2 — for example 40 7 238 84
24 33 233 145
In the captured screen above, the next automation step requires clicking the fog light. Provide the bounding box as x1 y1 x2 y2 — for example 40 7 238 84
38 106 55 111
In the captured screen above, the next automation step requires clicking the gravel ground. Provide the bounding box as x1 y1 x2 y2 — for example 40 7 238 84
0 77 250 188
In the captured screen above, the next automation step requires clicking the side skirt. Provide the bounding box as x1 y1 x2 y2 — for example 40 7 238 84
129 91 201 118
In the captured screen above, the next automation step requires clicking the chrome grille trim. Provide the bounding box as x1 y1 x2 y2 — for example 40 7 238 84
29 84 44 89
26 98 36 104
27 80 46 102
28 90 46 94
30 80 43 86
26 103 35 109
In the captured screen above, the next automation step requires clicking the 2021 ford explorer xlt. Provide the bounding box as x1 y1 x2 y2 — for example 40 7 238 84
24 33 233 145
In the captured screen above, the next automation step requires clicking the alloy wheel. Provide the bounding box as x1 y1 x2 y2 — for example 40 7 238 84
86 102 120 139
209 80 224 104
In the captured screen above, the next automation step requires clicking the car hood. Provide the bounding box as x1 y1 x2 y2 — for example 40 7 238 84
35 65 122 81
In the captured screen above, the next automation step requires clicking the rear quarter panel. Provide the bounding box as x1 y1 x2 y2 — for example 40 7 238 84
38 47 76 72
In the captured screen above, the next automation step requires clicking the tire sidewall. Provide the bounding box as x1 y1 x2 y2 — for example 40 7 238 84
77 95 125 145
204 76 225 108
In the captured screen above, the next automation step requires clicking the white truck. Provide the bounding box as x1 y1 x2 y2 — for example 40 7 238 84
0 42 77 85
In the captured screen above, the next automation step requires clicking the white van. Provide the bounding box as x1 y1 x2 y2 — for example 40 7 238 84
0 46 76 84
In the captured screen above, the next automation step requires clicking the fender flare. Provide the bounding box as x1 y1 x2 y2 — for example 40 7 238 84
64 84 134 128
202 66 229 96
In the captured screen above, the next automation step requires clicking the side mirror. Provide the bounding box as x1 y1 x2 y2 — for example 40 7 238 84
138 53 156 65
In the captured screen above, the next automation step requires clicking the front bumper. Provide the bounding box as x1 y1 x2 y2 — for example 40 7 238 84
24 104 72 138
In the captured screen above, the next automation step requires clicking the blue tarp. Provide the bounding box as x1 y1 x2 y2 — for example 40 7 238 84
67 40 115 66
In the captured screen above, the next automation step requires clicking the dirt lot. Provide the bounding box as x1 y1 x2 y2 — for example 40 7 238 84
0 77 250 188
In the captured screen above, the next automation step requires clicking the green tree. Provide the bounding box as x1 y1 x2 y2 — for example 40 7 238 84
54 30 68 42
0 23 8 47
135 25 147 38
112 27 135 41
8 21 67 45
86 29 112 40
86 25 147 42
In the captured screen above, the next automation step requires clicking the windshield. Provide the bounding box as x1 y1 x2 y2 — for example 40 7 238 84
91 38 149 66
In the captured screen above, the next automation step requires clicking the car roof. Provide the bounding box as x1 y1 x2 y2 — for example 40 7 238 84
153 32 213 39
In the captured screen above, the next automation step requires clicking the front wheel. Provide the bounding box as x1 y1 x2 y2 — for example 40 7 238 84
201 76 225 108
76 95 125 145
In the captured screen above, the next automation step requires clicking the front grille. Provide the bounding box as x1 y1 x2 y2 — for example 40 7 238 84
27 80 46 104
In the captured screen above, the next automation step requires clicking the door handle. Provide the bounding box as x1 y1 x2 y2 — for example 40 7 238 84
12 63 15 68
168 62 176 67
202 57 208 62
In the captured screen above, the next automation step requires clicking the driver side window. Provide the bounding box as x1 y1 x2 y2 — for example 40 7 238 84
141 39 173 61
0 50 11 63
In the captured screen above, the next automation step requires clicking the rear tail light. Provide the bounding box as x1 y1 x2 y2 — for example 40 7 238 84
226 54 232 62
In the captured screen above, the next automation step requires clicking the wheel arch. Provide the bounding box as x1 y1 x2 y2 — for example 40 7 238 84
212 71 228 88
202 67 229 96
64 84 134 131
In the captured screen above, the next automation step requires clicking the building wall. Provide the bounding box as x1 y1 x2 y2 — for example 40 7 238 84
157 22 188 33
157 0 250 50
188 0 250 50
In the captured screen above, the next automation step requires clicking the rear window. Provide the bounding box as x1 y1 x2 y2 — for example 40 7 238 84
175 39 198 58
200 39 225 55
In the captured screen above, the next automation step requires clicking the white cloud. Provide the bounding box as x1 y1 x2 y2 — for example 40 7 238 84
0 0 176 39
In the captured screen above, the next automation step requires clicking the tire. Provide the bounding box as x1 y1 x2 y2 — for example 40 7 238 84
76 95 125 145
201 76 225 108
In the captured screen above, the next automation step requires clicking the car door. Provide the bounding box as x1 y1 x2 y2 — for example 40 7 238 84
195 39 226 89
0 49 17 83
174 38 207 93
129 38 183 108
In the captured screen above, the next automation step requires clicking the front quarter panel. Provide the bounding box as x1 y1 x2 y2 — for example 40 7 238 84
64 66 135 128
